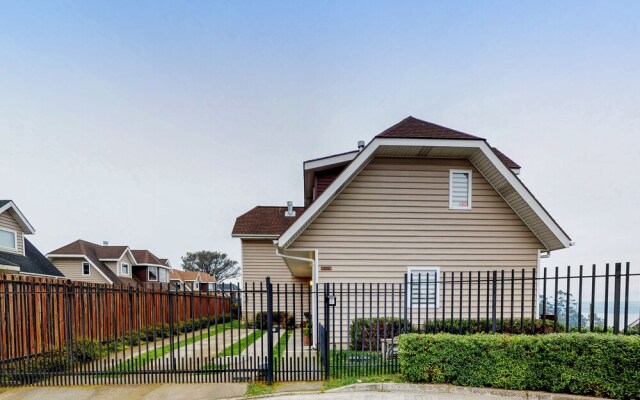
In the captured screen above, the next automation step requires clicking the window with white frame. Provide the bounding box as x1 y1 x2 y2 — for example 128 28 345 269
158 268 168 283
148 266 158 281
121 263 129 275
194 281 200 291
407 267 439 308
0 228 17 250
449 170 472 209
82 262 90 276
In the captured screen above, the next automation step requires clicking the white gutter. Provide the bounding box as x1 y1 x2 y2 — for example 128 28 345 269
275 247 320 348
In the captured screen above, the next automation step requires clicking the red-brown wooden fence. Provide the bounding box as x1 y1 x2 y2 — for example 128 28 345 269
0 274 231 360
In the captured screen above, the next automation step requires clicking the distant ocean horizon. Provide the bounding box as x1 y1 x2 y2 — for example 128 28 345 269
578 300 640 326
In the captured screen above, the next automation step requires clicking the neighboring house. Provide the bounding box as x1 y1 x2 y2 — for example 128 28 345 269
131 250 172 284
233 116 572 341
47 240 172 286
47 240 139 285
0 200 64 278
169 270 216 291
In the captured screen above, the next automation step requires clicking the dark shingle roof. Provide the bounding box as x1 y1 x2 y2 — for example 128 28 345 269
232 206 305 236
131 250 163 265
48 240 134 285
376 116 484 140
0 239 64 277
0 200 10 208
491 147 521 169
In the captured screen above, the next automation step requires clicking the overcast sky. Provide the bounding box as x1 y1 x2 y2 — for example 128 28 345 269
1 1 639 280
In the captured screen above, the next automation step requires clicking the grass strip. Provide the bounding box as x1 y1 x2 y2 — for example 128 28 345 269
217 329 266 357
273 329 292 372
111 320 240 372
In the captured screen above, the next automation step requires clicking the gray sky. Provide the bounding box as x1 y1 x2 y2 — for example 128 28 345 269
1 1 639 278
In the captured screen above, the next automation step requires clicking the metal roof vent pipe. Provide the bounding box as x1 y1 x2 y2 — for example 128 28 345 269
284 201 296 217
103 241 109 246
357 140 365 151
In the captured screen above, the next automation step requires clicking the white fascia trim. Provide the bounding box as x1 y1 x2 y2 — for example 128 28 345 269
232 234 280 239
304 151 358 171
47 254 114 284
474 141 572 249
20 271 66 279
118 247 136 264
278 137 570 250
0 201 35 234
0 264 20 272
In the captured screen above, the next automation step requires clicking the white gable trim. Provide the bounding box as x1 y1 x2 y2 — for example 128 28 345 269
0 201 35 234
276 137 571 251
46 254 114 284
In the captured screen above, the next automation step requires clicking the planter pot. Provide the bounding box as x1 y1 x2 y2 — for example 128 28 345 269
303 335 312 346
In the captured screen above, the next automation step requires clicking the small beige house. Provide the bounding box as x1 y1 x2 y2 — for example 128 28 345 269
47 240 172 286
232 117 572 342
0 200 64 278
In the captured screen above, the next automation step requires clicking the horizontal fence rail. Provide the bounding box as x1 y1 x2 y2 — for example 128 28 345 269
0 262 636 387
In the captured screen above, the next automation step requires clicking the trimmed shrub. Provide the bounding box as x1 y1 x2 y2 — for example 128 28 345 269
253 312 295 329
422 318 564 335
349 317 410 351
399 333 640 400
71 338 105 361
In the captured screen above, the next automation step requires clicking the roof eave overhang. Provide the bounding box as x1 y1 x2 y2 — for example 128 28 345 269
232 234 280 239
0 201 35 234
277 137 571 251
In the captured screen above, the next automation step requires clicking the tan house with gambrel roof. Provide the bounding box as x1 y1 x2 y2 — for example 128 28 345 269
233 116 572 342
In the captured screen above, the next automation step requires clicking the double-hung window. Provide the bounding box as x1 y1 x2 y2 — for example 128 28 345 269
82 262 90 276
148 266 158 281
0 228 17 251
407 267 440 308
121 263 129 275
449 170 472 209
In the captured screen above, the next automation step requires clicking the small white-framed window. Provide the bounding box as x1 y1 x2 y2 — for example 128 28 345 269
148 266 158 281
194 281 200 291
158 268 168 283
407 267 440 308
449 169 472 210
82 262 91 276
0 228 17 251
121 263 129 275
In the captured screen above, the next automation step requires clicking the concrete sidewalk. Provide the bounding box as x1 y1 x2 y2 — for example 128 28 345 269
0 383 247 400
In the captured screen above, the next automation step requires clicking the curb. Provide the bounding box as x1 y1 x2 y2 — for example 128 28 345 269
327 383 611 400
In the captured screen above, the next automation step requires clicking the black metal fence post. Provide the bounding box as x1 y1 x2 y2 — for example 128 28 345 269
323 283 330 381
266 277 274 385
613 263 622 334
491 271 497 333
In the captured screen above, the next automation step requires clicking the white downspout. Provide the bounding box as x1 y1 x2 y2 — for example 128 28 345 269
275 247 320 348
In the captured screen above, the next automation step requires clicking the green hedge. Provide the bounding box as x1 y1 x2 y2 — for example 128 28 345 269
399 333 640 400
350 317 410 351
253 312 295 329
422 318 565 334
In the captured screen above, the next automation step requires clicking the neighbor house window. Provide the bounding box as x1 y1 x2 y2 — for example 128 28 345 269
148 266 158 281
407 267 440 308
82 262 90 276
449 170 472 209
121 263 129 275
0 228 17 250
159 268 168 283
194 281 200 291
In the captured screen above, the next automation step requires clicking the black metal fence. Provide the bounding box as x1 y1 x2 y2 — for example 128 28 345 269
0 262 637 386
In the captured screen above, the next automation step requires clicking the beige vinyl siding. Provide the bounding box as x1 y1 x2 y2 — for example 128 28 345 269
242 240 309 323
0 210 24 255
290 157 542 340
119 252 135 277
291 157 542 280
50 258 110 284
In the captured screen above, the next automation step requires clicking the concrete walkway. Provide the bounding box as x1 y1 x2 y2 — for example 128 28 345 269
0 383 246 400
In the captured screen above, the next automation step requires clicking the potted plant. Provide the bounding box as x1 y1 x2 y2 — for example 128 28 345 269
302 326 312 346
